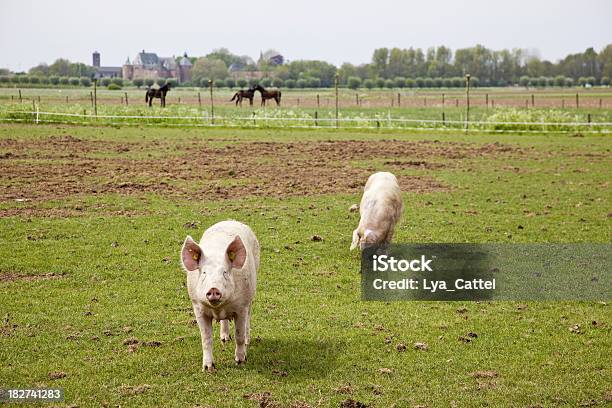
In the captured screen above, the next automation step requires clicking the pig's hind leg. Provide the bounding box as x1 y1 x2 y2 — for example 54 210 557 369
220 319 231 342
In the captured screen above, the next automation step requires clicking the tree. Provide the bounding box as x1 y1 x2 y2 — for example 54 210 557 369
519 76 530 87
145 78 155 87
100 78 111 86
272 78 283 87
375 78 385 88
112 78 123 86
80 77 91 87
554 75 566 87
415 77 425 87
214 79 225 88
260 78 272 87
601 76 610 86
296 78 307 88
133 78 144 88
225 78 236 88
49 76 60 85
166 78 178 87
236 78 247 88
384 79 394 88
347 76 361 89
363 79 374 89
371 48 389 78
192 57 228 84
307 77 321 88
0 76 9 84
394 77 406 88
30 76 40 84
284 79 296 88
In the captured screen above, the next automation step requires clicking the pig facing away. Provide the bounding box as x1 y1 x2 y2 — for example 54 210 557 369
180 220 260 372
350 172 403 251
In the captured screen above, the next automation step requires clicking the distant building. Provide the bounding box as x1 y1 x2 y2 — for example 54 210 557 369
122 50 193 84
92 51 122 78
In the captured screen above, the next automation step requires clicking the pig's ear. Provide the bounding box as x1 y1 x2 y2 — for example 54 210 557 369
350 228 360 251
226 235 247 269
181 236 202 272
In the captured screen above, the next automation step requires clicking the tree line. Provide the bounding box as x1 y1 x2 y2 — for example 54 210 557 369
2 44 611 89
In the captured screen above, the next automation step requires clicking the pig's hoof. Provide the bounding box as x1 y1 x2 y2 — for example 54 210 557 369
221 335 232 343
203 363 216 373
235 356 247 365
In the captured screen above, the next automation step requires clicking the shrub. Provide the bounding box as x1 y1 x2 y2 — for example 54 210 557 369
405 78 415 88
260 78 272 87
133 78 144 88
111 78 123 86
384 79 395 88
199 77 211 87
497 79 507 87
30 76 41 84
80 77 91 87
470 77 480 87
528 77 539 87
19 76 30 84
107 83 121 90
225 78 236 88
156 78 166 86
0 75 10 84
443 78 453 87
69 77 80 86
546 77 555 87
434 77 444 88
236 78 247 88
423 78 434 88
284 79 296 88
394 77 406 88
100 78 111 86
554 75 566 87
538 76 548 87
601 76 610 86
49 76 60 85
272 78 283 87
578 77 587 86
307 77 321 88
145 78 155 87
376 78 385 88
519 76 530 87
363 79 375 89
214 79 225 88
564 77 574 87
296 78 307 88
164 78 176 87
415 77 425 87
451 77 463 87
586 76 596 86
347 76 361 89
248 78 258 87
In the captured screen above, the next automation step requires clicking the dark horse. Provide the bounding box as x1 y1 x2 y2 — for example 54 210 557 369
145 83 170 107
230 87 255 107
254 84 281 106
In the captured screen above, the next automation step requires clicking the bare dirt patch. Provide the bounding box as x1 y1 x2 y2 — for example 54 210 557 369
0 272 65 282
0 138 523 203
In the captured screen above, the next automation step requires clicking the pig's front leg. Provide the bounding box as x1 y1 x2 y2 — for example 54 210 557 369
234 308 249 364
194 310 215 372
220 319 231 343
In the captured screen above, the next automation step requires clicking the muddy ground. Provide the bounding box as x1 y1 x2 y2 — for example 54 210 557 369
0 135 523 205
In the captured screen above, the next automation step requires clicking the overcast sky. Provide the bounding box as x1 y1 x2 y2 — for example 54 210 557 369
1 0 611 72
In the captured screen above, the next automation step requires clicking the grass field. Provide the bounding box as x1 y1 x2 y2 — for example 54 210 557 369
0 123 610 407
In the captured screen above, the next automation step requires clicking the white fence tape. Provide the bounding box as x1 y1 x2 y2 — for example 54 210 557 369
1 110 611 133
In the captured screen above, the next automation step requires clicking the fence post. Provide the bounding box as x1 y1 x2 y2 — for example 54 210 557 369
485 93 488 108
397 93 400 107
387 110 391 128
562 99 565 109
442 93 445 105
356 93 359 106
587 113 591 125
316 94 320 108
198 92 201 108
209 80 214 125
252 111 256 126
423 97 426 106
19 89 22 103
599 98 603 109
456 98 458 107
491 100 495 109
125 92 129 106
465 74 471 132
93 79 97 117
314 111 318 127
531 94 535 107
576 93 579 108
35 102 39 125
442 111 445 125
334 73 339 128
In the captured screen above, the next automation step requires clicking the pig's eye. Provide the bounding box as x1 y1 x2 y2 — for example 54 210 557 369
223 270 229 279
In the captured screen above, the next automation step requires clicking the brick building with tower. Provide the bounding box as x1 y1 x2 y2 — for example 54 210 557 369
92 51 122 78
122 50 192 84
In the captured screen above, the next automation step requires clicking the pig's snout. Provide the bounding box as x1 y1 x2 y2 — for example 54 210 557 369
206 288 223 304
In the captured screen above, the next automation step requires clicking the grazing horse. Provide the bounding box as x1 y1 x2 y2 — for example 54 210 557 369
230 87 255 107
145 83 170 107
254 84 281 106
